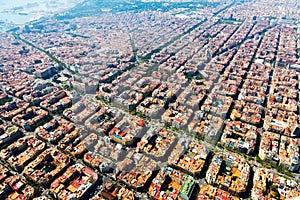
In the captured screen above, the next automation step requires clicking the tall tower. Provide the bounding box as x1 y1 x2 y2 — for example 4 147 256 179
286 0 290 19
